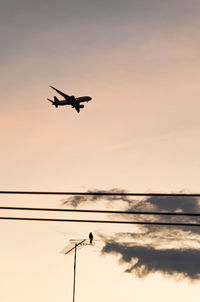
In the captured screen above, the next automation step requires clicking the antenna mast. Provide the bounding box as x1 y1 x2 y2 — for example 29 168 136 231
64 239 86 302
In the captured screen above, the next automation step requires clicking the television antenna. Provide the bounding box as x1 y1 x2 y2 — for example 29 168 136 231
60 234 96 302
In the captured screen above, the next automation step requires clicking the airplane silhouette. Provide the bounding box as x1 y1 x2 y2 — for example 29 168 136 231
48 86 92 113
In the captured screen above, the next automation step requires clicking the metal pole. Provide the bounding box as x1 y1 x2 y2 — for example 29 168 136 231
64 239 85 302
73 244 77 302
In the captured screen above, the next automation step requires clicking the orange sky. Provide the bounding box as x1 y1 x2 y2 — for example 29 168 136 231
1 1 200 301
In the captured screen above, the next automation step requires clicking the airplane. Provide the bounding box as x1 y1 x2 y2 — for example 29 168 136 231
47 86 92 113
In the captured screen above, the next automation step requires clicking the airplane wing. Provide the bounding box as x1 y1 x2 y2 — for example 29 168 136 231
50 86 70 99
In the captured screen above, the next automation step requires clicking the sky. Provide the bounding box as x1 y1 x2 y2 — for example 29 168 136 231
1 0 200 301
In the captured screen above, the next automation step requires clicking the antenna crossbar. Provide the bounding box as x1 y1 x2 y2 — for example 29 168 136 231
65 239 86 255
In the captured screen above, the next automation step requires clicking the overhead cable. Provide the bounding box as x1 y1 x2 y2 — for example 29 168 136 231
0 216 200 227
0 191 200 197
1 206 200 217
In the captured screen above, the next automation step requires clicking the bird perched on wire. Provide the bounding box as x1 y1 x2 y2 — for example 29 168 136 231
89 232 93 244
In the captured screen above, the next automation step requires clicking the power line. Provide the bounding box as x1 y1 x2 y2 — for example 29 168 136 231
1 206 200 217
0 191 200 197
0 216 200 226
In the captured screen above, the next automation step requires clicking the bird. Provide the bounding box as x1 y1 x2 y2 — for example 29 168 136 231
89 232 93 244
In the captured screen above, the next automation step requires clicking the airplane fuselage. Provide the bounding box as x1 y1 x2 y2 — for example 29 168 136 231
57 96 92 106
76 96 92 102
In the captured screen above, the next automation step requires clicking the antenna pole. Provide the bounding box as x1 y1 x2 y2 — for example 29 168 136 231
73 244 77 302
70 240 85 302
63 239 86 302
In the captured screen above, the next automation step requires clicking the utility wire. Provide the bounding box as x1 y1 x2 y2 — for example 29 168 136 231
0 191 200 197
1 206 200 217
0 216 200 226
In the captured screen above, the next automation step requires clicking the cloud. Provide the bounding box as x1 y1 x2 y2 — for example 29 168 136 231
102 242 200 280
125 195 200 235
102 194 200 280
140 195 200 213
62 188 200 280
62 188 134 207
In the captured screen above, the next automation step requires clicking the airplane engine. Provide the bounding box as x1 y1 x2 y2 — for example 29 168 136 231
79 105 84 109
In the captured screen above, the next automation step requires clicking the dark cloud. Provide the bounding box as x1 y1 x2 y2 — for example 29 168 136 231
125 195 200 234
102 242 200 280
63 190 200 230
62 188 134 207
101 194 200 280
141 195 200 213
62 188 200 280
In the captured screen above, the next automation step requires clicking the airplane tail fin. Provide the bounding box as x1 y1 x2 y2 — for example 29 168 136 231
47 98 58 108
54 96 59 104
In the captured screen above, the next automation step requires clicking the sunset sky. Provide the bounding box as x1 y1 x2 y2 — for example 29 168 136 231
1 0 200 301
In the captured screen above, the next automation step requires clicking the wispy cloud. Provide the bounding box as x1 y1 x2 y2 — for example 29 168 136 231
62 188 133 207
